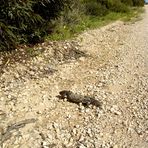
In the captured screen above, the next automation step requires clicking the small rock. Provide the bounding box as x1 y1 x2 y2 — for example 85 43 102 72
110 105 121 115
72 128 77 135
79 57 85 62
79 143 87 148
113 145 118 148
8 95 12 99
15 73 20 78
42 141 49 148
29 71 35 75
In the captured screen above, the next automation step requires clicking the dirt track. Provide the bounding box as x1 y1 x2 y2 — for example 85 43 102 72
0 6 148 148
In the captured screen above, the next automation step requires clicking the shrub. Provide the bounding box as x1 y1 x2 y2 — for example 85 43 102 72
132 0 144 6
103 0 130 13
121 0 133 6
0 22 17 50
84 0 108 16
58 0 85 26
0 0 66 51
0 0 43 50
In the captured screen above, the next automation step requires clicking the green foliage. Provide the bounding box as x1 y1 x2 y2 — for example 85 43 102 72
121 0 144 6
121 0 133 6
83 0 130 16
132 0 144 6
0 0 66 51
84 0 108 16
0 22 17 50
57 0 85 26
48 7 144 41
48 0 86 40
99 0 130 13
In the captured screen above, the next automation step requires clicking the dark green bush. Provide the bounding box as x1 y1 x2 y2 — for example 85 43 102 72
121 0 133 6
84 0 108 16
121 0 144 6
1 0 42 50
132 0 144 6
100 0 129 13
0 22 17 50
83 0 130 15
0 0 66 51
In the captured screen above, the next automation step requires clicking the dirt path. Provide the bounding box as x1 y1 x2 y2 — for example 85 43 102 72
0 6 148 148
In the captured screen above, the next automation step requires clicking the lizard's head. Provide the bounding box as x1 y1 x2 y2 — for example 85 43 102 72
59 90 72 98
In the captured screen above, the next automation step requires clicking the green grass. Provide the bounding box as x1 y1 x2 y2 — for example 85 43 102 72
47 7 144 41
121 7 144 21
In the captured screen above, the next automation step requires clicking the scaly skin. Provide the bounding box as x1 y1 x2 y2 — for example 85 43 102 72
59 90 101 107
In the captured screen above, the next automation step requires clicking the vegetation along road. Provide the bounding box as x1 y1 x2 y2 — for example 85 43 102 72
0 5 148 148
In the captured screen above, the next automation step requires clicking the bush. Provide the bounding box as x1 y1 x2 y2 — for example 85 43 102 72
58 0 85 26
0 22 17 50
121 0 133 6
102 0 130 13
132 0 144 6
84 0 108 16
83 0 108 16
0 0 66 51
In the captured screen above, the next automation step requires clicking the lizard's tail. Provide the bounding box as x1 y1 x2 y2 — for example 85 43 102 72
89 98 101 107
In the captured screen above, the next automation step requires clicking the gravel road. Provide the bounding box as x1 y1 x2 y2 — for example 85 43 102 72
0 6 148 148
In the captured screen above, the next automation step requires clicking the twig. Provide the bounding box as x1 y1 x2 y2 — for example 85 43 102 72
0 118 37 147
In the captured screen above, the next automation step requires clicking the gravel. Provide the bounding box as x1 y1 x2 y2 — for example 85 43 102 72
0 6 148 148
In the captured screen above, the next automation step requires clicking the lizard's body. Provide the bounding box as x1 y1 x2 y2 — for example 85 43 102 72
59 90 101 107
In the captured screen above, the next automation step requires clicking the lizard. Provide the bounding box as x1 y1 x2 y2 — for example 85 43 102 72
59 90 101 107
